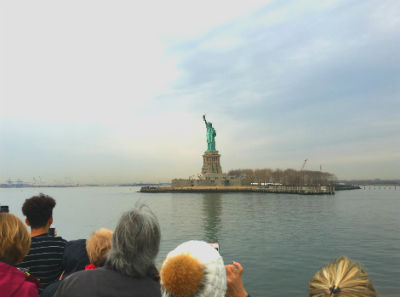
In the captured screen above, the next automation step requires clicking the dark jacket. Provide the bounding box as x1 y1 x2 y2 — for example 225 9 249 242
40 239 90 297
53 266 161 297
0 262 39 297
62 239 90 277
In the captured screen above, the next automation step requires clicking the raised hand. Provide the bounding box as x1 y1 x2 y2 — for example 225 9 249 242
225 261 248 297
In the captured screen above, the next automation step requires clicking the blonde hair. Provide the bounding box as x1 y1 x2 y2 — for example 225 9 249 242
86 228 113 266
0 213 31 265
309 256 377 297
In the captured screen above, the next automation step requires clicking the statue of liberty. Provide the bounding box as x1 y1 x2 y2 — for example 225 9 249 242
203 114 217 152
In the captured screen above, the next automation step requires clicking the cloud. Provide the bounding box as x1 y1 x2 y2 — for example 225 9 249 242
1 0 399 183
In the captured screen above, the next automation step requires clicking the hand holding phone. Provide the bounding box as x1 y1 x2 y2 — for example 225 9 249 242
49 227 56 236
0 205 9 213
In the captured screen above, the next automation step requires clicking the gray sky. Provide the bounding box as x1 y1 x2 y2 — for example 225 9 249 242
1 0 399 184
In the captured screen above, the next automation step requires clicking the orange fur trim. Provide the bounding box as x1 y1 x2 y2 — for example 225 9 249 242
161 253 204 297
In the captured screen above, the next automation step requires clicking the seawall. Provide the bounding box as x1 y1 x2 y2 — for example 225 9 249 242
140 185 335 195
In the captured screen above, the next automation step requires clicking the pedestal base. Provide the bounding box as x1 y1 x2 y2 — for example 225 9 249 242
202 152 222 175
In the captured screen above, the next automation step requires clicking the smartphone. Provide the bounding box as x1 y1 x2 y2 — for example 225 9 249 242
49 227 55 236
0 205 9 213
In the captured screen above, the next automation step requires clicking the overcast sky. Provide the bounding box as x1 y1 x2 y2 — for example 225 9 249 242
1 0 399 184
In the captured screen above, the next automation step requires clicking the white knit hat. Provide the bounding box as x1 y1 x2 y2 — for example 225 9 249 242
160 240 227 297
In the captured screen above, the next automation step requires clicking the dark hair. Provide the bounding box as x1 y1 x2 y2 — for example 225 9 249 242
22 193 56 228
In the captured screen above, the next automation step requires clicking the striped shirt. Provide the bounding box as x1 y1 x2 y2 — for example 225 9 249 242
18 233 67 288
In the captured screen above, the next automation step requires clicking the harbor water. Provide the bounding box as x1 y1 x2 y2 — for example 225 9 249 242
1 187 399 296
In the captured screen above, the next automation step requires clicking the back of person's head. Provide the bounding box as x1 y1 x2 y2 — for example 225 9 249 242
160 240 227 297
0 213 31 265
22 193 56 228
105 203 160 277
86 228 113 266
309 256 377 297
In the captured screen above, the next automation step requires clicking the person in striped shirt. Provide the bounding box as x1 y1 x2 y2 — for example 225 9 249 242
18 194 67 288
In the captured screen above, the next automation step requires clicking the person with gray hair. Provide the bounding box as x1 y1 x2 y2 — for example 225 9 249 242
53 204 161 297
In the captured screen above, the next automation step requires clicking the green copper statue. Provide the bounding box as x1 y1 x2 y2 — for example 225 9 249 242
203 114 217 152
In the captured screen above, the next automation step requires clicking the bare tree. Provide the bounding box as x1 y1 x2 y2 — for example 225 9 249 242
228 168 337 186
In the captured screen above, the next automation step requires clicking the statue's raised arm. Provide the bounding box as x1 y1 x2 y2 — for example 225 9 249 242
203 114 208 126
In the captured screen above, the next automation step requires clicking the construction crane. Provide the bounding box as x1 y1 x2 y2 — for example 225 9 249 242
301 159 308 171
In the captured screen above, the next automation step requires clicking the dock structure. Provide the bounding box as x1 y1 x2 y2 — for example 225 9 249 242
140 185 335 195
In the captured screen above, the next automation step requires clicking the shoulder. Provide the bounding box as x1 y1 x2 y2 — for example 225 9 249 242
53 270 92 297
18 280 40 297
64 239 86 252
53 235 68 244
28 235 66 253
31 234 67 244
61 267 108 284
65 239 85 246
54 269 111 296
0 264 40 297
55 268 161 297
43 235 67 248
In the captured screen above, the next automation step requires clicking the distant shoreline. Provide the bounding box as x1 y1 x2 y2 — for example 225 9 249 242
0 183 170 189
1 180 399 189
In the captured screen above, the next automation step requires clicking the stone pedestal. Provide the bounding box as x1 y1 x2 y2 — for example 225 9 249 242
202 152 222 175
